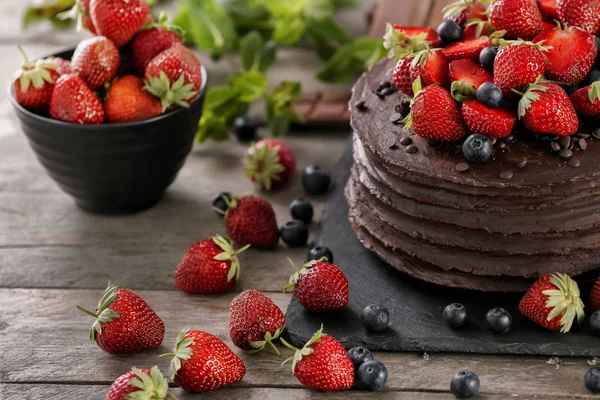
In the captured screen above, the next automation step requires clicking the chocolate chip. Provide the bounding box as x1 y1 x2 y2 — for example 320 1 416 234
497 141 507 149
560 136 571 148
380 88 394 97
400 137 413 146
371 82 382 92
375 91 385 99
568 157 581 168
456 163 469 172
355 100 367 111
551 142 562 152
380 81 391 89
579 138 588 150
559 148 573 159
405 144 418 154
517 158 528 168
505 134 517 143
389 112 403 123
577 132 591 139
499 170 514 180
594 128 600 140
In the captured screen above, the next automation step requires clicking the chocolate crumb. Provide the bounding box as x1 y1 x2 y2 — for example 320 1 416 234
505 134 517 143
559 148 573 159
380 81 391 89
456 163 469 172
594 129 600 140
497 141 507 149
517 158 528 168
551 142 562 152
579 138 588 150
380 87 394 97
560 136 571 149
389 112 403 123
355 100 367 111
389 144 399 150
568 158 581 168
400 137 413 146
491 138 497 145
499 170 514 180
405 144 418 154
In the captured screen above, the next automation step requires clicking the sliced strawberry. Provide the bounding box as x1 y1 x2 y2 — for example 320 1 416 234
392 25 441 47
384 24 441 60
538 0 559 19
442 0 488 28
541 19 556 33
463 19 494 40
462 100 516 138
442 37 491 60
449 59 493 89
409 49 449 89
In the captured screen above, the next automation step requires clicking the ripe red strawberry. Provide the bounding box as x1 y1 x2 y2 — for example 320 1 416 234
71 36 120 90
11 47 59 112
449 59 493 89
519 273 585 332
539 0 559 19
224 195 279 249
50 57 71 76
403 78 467 141
570 82 600 116
76 283 165 354
409 49 449 89
493 40 549 96
533 25 597 84
281 326 354 391
162 329 246 393
244 139 296 190
557 0 600 35
105 75 162 123
442 0 488 28
392 57 415 96
145 45 202 111
284 258 349 312
589 275 600 312
229 289 285 354
462 100 516 138
489 0 544 40
174 235 250 294
89 0 149 47
49 75 105 124
442 37 492 60
383 23 440 60
106 367 176 400
518 80 579 136
541 19 557 33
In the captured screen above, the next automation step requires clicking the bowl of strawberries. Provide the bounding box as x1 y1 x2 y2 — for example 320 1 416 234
8 1 207 214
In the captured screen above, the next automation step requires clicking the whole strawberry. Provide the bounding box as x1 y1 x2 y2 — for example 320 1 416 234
518 80 579 136
106 366 177 400
162 329 246 393
77 283 165 354
50 75 105 124
571 82 600 116
557 0 600 35
462 100 516 139
281 326 354 391
519 273 585 332
145 45 202 111
409 49 449 89
105 75 163 123
489 0 544 40
11 47 59 112
71 36 120 90
392 57 415 96
284 258 349 312
51 57 72 76
442 0 488 28
588 275 600 312
244 139 296 190
493 40 549 96
174 235 250 294
229 289 285 354
224 195 279 249
90 0 149 47
403 78 467 141
383 23 440 60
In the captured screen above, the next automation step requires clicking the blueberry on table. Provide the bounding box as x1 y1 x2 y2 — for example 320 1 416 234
279 220 309 248
212 192 232 217
437 21 463 46
476 82 503 108
290 199 314 224
585 368 600 393
356 360 388 391
450 371 480 398
590 311 600 336
232 116 258 143
479 46 498 72
485 307 513 334
302 165 331 195
443 303 469 329
347 346 374 369
361 304 391 332
307 246 334 263
462 134 493 163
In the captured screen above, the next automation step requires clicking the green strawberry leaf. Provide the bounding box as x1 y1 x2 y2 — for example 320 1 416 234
451 80 477 102
588 81 600 103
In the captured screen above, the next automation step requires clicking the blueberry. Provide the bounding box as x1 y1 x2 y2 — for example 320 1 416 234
232 116 258 143
356 360 388 391
212 192 232 217
302 165 331 195
307 246 334 263
437 20 463 46
585 368 600 393
485 307 513 334
479 46 498 72
584 69 600 86
290 199 314 224
450 371 480 398
462 134 493 163
443 303 469 329
590 311 600 336
476 82 503 108
361 304 390 332
347 347 374 369
279 220 309 248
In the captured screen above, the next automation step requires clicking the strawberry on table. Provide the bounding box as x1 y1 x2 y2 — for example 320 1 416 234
71 36 120 90
493 40 550 96
76 283 165 354
284 258 349 312
557 0 600 35
229 289 285 354
383 23 440 60
409 49 449 89
462 100 516 139
489 0 544 40
442 36 494 61
106 366 177 400
442 0 488 28
89 0 149 47
519 273 585 332
105 75 163 123
244 139 296 191
49 75 105 124
162 329 246 393
571 81 600 116
393 56 415 96
11 47 59 112
449 59 493 90
174 235 250 294
222 195 279 249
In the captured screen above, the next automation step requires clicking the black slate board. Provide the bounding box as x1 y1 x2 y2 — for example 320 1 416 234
285 138 600 357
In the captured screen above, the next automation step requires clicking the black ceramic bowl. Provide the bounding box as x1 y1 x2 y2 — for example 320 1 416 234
9 48 207 214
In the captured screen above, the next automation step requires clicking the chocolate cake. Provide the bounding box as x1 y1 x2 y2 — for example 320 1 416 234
346 58 600 292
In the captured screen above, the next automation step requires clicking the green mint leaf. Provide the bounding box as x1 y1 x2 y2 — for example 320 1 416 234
259 41 277 72
273 16 306 45
264 0 302 17
306 17 352 45
230 71 268 102
205 86 239 109
173 2 194 43
316 42 355 83
240 31 265 72
265 81 304 137
332 0 359 9
22 0 75 29
269 116 290 137
352 37 387 68
197 110 230 143
221 0 270 20
305 32 338 61
304 0 335 20
187 0 237 60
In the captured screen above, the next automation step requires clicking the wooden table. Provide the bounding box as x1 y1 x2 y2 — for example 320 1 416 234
1 1 598 399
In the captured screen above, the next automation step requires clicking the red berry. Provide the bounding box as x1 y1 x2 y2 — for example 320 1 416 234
49 74 105 124
570 82 600 116
71 36 120 90
106 367 175 400
244 139 296 190
493 40 549 96
12 47 59 112
448 59 493 90
392 57 415 96
442 0 488 27
557 0 600 35
442 37 492 61
105 75 163 123
489 0 544 40
462 100 516 139
225 195 279 249
409 49 449 89
90 0 149 47
383 24 440 60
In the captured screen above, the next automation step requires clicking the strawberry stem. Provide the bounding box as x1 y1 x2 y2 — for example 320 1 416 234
158 353 176 358
17 46 29 64
279 337 299 351
267 340 281 357
76 305 99 318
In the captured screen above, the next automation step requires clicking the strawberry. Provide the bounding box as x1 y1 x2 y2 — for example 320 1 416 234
463 19 495 40
589 275 600 312
403 78 467 141
106 367 176 400
281 326 354 391
541 19 557 33
223 195 279 249
392 57 415 96
409 49 449 89
76 283 165 354
519 273 585 332
131 12 184 76
174 235 250 294
570 82 600 116
71 36 120 90
489 0 544 40
462 100 516 138
244 139 296 190
517 80 579 136
11 47 59 112
557 0 600 35
58 0 97 34
105 75 163 123
229 289 285 354
284 258 349 312
89 0 149 47
383 23 440 60
442 0 488 28
449 59 493 89
533 24 597 84
442 37 493 60
539 0 559 19
162 329 246 393
144 44 202 111
49 75 105 124
51 57 72 76
493 40 549 96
